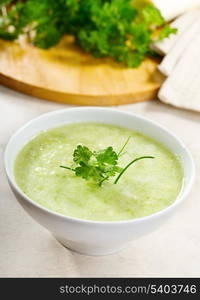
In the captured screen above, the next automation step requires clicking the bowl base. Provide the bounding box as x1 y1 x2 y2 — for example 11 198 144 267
54 235 125 256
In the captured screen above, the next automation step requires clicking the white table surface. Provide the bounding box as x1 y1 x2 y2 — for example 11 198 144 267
0 85 199 278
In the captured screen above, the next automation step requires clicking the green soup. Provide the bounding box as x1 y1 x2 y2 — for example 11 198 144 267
14 123 183 221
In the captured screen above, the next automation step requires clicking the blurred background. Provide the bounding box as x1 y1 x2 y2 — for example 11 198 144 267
1 0 200 278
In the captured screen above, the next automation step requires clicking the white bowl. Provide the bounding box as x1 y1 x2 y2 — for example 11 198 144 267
4 107 195 256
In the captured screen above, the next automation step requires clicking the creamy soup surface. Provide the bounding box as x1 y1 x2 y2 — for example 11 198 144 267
15 123 183 221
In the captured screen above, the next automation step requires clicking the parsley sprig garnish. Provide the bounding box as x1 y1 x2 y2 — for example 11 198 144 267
0 0 177 67
60 137 154 186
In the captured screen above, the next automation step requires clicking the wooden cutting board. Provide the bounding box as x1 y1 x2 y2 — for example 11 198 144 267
0 36 164 106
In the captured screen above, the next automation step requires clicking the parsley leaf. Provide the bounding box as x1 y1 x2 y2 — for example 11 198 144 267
73 145 93 164
0 0 177 67
75 162 102 182
60 137 154 187
158 24 178 41
95 147 118 166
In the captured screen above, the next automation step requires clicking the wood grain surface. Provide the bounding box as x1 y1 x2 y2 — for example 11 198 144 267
0 36 164 106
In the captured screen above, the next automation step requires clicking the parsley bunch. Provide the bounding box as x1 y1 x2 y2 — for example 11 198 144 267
60 138 154 186
0 0 176 67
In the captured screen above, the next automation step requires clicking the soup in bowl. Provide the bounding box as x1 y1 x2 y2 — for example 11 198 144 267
4 107 195 255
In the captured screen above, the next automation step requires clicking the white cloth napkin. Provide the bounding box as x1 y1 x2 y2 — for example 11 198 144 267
158 33 200 112
152 0 200 21
152 10 200 55
158 14 200 76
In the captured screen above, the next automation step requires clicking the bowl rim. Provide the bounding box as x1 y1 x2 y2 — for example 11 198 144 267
4 106 196 226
